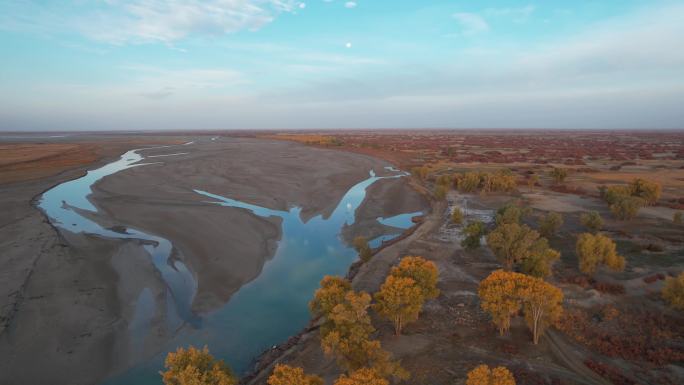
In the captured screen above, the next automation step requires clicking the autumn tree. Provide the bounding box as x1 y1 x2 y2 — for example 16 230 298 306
527 174 539 188
519 276 564 344
458 172 482 192
353 236 373 263
466 364 516 385
575 233 625 275
580 211 604 233
487 223 559 275
550 167 568 185
462 221 486 250
334 368 389 385
674 212 683 225
374 276 424 335
436 174 453 186
662 272 684 311
631 178 661 205
321 291 406 380
478 270 524 336
610 196 644 220
267 364 323 385
161 346 236 385
390 256 440 300
310 276 352 322
538 212 563 238
452 207 464 224
479 271 563 343
411 166 429 180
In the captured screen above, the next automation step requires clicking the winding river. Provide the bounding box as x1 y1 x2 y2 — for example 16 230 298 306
37 140 418 384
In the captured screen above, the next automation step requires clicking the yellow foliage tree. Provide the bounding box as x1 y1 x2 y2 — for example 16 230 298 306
390 256 440 300
478 270 525 336
374 276 424 335
662 272 684 311
310 275 352 320
631 178 661 205
161 346 236 385
466 364 516 385
518 277 564 344
452 207 464 224
479 271 563 344
267 364 323 385
321 291 407 380
334 368 389 385
575 233 625 275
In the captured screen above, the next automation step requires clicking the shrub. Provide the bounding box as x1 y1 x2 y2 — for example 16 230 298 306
462 221 485 250
662 272 684 311
538 212 563 238
353 236 373 263
451 207 464 224
549 167 568 184
580 211 604 233
674 212 683 225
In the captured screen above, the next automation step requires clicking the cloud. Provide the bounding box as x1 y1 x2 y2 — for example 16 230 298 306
452 12 489 36
345 2 357 9
1 0 305 45
485 5 535 23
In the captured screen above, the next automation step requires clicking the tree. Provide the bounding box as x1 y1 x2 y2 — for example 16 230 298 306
411 166 429 180
334 368 389 385
390 256 440 300
527 174 539 188
630 178 661 205
580 211 604 233
310 276 352 321
462 221 486 250
575 233 625 275
610 196 644 220
458 172 482 192
662 272 684 311
478 270 524 336
451 207 464 224
673 212 683 225
466 365 516 385
519 238 560 278
538 212 563 238
495 204 526 225
161 346 236 385
518 277 564 344
550 168 568 185
353 236 373 263
321 291 406 380
267 364 323 385
486 223 539 271
374 276 424 335
436 174 452 186
434 184 448 200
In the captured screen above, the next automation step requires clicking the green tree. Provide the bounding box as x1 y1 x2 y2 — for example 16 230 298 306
662 272 684 311
353 236 373 263
580 211 604 233
538 212 563 238
575 233 625 275
161 346 236 385
374 276 424 335
495 203 527 225
549 168 568 185
267 364 323 385
610 196 644 220
519 238 560 278
451 207 464 224
462 221 486 250
486 223 558 273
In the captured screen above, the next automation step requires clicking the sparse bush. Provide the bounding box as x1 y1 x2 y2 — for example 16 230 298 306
538 212 563 238
610 196 644 220
451 207 464 224
662 272 684 311
580 211 603 233
462 221 485 250
353 236 373 263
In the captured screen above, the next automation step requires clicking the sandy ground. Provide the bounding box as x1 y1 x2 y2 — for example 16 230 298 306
0 135 426 385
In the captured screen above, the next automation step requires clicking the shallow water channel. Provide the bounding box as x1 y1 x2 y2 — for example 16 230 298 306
37 142 420 384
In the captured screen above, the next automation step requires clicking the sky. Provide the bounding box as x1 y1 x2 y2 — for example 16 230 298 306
1 0 683 131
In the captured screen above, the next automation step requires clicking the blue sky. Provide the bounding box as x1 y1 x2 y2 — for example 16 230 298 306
1 0 683 130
